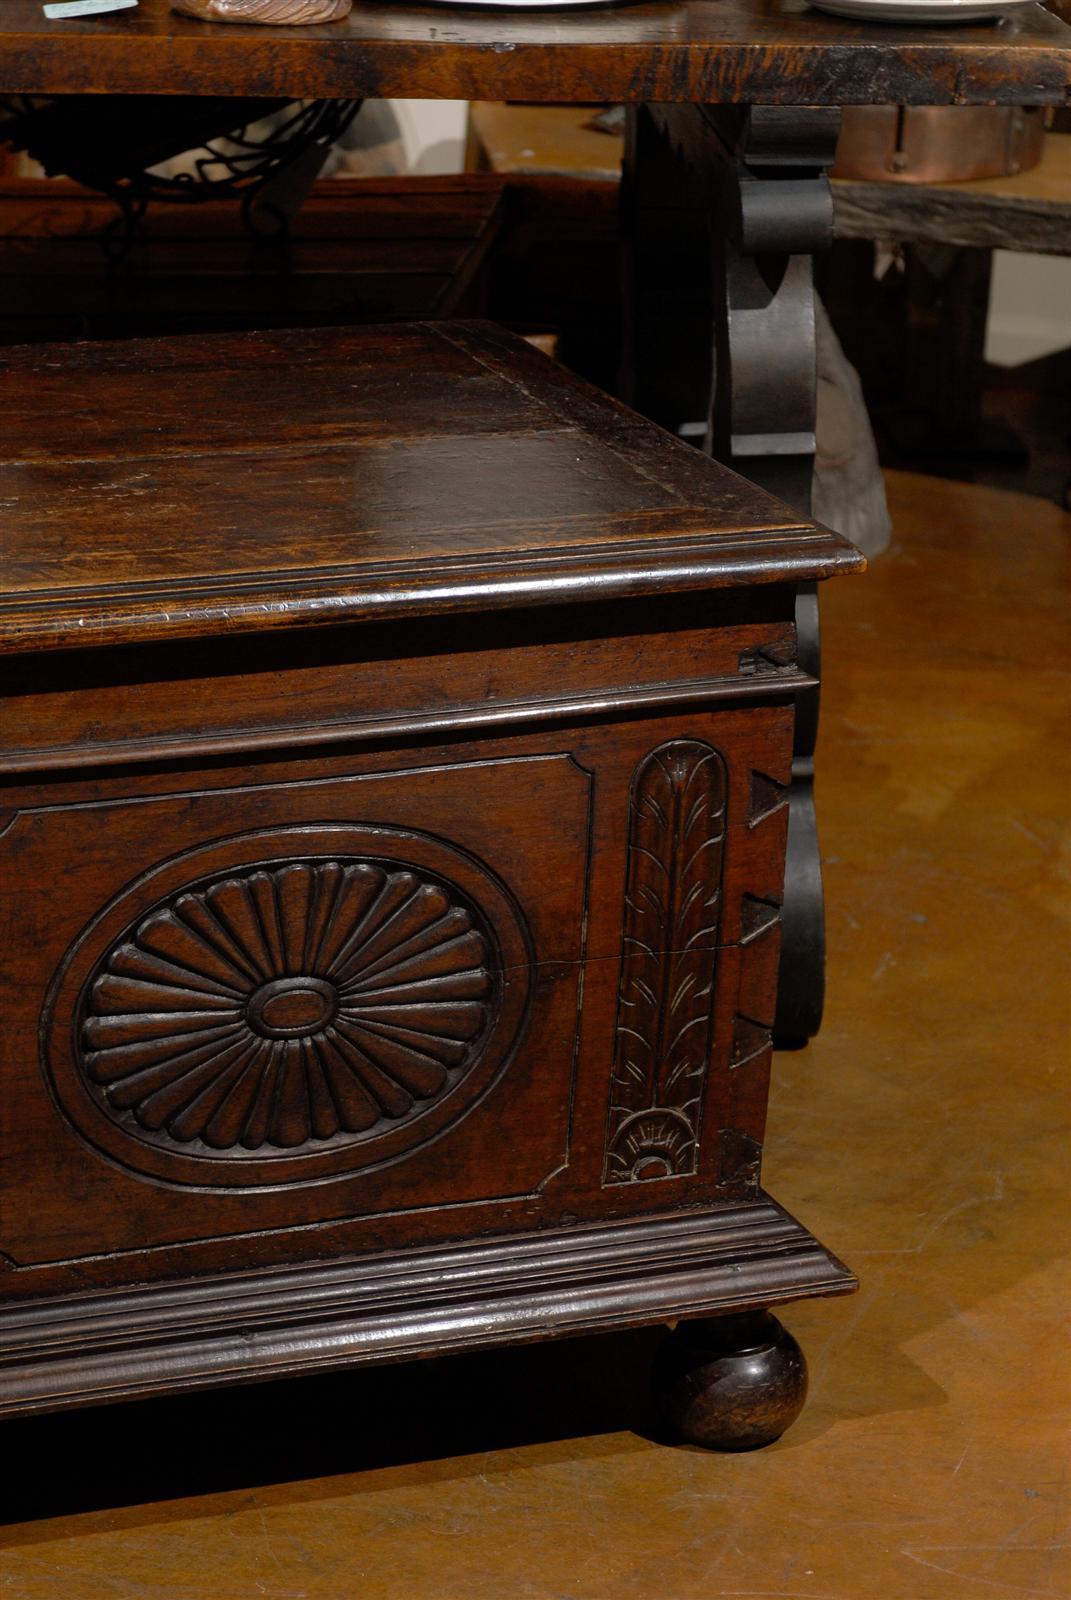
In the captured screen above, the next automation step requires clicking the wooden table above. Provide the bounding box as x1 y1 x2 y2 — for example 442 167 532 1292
0 0 1067 106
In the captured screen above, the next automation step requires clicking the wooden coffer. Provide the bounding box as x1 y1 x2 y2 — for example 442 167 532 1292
0 321 862 1413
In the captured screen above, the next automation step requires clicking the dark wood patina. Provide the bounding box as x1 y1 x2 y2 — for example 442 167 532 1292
0 0 1062 1441
0 322 861 1440
0 0 1068 106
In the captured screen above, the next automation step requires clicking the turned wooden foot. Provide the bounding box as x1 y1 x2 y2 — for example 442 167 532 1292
654 1310 808 1451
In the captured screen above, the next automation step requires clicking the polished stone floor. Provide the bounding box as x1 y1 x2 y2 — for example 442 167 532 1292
2 470 1068 1600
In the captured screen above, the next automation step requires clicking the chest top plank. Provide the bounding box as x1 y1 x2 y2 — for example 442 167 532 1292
0 0 1067 107
0 320 862 657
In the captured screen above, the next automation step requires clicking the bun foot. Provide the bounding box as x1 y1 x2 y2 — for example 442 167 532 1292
654 1310 808 1451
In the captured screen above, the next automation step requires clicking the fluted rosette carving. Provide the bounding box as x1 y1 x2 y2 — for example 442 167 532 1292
80 859 495 1153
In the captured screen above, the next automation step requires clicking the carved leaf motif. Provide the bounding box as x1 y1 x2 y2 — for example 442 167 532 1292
604 741 727 1184
80 859 495 1155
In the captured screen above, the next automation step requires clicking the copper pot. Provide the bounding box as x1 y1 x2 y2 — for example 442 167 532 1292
832 106 1048 184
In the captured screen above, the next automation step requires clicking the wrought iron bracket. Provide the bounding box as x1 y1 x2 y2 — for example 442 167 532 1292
622 103 843 1042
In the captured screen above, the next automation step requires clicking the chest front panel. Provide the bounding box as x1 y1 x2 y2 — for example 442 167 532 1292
1 613 794 1301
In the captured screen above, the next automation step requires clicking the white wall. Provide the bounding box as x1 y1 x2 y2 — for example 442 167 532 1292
985 250 1071 367
389 101 468 176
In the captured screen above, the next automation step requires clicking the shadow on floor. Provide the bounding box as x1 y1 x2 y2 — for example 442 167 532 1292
1 1325 667 1527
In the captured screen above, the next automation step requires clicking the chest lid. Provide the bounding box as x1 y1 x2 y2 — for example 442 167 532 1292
0 320 861 656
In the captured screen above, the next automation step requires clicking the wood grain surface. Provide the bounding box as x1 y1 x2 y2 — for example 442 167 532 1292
0 0 1067 106
0 319 860 655
832 129 1071 254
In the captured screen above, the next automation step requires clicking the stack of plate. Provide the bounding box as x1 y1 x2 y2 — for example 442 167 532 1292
810 0 1037 23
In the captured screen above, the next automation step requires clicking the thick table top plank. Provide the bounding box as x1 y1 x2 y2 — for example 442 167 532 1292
833 130 1071 252
0 0 1067 106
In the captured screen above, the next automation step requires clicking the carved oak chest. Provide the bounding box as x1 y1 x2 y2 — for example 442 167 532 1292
0 321 861 1444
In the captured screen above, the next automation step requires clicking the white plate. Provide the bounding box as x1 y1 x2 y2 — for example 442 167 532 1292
809 0 1035 21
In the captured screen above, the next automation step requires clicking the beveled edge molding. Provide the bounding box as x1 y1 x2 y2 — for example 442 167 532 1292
0 668 816 777
0 1195 856 1416
0 529 863 659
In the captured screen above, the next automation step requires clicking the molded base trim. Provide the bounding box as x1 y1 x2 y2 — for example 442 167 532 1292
0 1194 856 1416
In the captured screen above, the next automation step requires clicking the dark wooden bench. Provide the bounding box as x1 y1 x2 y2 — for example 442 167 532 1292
0 318 863 1446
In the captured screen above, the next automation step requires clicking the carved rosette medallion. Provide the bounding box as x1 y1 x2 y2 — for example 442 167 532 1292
82 859 494 1152
603 741 727 1185
44 827 531 1189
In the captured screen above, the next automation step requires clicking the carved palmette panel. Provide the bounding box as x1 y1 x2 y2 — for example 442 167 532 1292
44 825 531 1189
603 740 727 1185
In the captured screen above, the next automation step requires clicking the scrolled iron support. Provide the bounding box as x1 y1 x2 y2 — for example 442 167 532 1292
621 103 842 1042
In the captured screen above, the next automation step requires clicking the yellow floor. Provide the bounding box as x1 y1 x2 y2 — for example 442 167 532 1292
2 470 1068 1600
